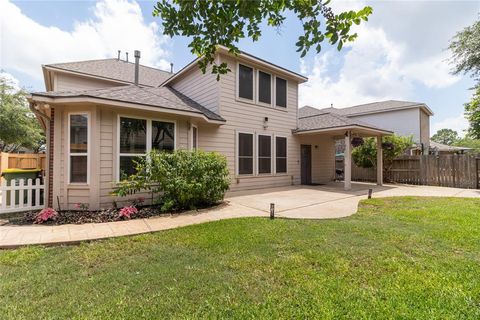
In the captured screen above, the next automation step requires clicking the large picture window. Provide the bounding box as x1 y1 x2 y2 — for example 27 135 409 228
258 71 271 104
238 64 253 100
118 117 175 180
275 77 287 108
275 136 287 173
238 132 253 175
258 135 272 174
69 114 89 183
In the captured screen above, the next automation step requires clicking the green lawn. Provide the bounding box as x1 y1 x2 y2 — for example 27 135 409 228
1 197 480 319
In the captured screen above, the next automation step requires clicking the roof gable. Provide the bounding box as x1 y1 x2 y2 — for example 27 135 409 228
310 100 434 117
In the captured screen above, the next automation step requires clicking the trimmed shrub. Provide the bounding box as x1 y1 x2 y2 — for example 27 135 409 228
114 150 230 212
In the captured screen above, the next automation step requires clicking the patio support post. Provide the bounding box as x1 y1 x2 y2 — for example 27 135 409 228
344 130 352 191
376 135 383 186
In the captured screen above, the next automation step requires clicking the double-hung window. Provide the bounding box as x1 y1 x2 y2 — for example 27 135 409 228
258 135 272 174
275 77 287 108
258 71 271 104
69 114 89 184
238 133 254 175
118 117 175 180
238 64 254 100
275 137 287 174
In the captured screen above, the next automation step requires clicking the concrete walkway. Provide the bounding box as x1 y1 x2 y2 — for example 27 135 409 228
1 182 479 248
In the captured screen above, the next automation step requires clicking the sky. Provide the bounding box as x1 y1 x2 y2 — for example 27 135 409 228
1 0 479 136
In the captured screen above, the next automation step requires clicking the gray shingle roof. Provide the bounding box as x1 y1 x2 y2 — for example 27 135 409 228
302 100 433 117
45 59 172 87
31 85 225 122
296 112 391 133
429 141 471 152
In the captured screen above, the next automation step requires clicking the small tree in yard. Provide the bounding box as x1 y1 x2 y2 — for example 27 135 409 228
431 128 460 146
114 150 230 212
0 75 45 152
352 135 414 181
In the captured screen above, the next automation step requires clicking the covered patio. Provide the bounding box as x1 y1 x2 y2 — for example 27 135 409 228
294 111 393 190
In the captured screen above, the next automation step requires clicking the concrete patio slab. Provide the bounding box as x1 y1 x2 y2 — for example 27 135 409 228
0 182 478 248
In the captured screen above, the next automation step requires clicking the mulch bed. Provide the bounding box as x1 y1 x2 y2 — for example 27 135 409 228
3 202 227 226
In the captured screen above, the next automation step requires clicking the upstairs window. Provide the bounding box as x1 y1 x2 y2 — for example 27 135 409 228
238 133 253 175
258 135 272 174
238 64 253 100
258 71 271 104
275 136 287 173
69 114 89 183
276 77 287 108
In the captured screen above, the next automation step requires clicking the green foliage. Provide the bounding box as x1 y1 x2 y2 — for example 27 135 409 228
0 76 45 152
431 128 460 145
153 0 372 78
352 135 414 174
449 20 480 139
449 19 480 80
114 149 230 212
464 86 480 139
454 136 480 154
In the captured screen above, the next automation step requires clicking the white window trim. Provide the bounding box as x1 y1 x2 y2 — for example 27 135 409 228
190 124 198 150
116 114 177 181
236 62 255 103
236 130 255 176
256 133 273 176
67 112 91 185
274 76 288 109
256 69 273 107
274 135 288 174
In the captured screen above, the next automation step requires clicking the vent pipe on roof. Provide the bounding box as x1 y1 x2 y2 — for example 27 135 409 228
170 63 174 73
126 52 129 62
134 50 141 86
117 50 121 61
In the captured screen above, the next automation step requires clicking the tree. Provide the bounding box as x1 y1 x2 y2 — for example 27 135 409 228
449 19 480 138
431 128 460 145
153 0 373 78
352 135 414 181
454 136 480 154
0 76 45 153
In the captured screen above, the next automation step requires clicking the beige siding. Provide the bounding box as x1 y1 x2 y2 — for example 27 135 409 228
420 110 430 149
170 64 219 113
197 54 303 191
54 73 122 91
297 135 336 183
52 103 192 210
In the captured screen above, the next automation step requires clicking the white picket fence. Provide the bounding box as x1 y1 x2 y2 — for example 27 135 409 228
0 178 45 213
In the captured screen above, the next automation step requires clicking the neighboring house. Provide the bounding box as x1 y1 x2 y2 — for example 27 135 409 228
301 100 433 153
428 141 472 155
28 47 392 211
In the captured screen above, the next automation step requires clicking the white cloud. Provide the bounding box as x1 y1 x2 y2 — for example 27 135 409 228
0 0 171 80
431 113 469 137
0 71 20 90
298 0 474 109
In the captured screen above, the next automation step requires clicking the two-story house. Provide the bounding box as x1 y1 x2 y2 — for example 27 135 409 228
28 47 392 210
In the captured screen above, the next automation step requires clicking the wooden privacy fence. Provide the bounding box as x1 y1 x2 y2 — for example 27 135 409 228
339 155 480 189
0 152 46 172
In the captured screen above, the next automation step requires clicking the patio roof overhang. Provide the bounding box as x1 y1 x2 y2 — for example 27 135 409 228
293 125 393 137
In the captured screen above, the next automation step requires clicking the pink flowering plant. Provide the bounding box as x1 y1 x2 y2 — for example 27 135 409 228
35 208 58 224
118 206 138 219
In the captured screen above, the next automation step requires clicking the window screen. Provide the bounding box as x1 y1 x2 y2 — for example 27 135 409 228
258 135 272 174
258 71 271 104
276 136 287 173
238 133 253 175
276 77 287 108
238 64 253 100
